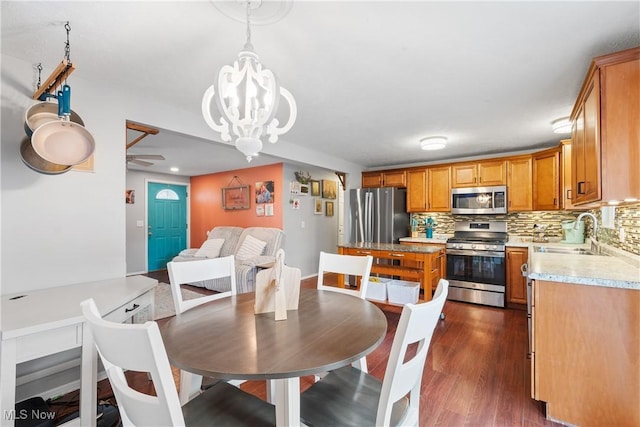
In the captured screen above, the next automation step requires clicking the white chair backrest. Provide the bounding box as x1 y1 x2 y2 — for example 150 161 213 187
167 255 237 314
81 298 184 427
317 251 373 298
376 279 449 426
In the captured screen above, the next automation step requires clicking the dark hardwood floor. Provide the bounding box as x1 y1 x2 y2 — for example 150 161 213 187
50 271 560 426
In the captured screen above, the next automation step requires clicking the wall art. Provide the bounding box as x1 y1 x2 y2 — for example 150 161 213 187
310 180 321 196
222 185 251 210
322 179 337 199
255 180 275 204
325 201 334 217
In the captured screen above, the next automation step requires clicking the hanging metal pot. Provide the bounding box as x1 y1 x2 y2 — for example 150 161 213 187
19 137 72 175
24 101 84 138
29 85 95 165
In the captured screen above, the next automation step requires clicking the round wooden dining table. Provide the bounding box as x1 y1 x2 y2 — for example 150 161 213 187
160 288 388 426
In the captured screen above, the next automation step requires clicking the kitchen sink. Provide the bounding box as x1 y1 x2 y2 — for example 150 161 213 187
532 246 606 256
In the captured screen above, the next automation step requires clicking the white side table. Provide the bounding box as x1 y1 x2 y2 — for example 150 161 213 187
1 275 157 427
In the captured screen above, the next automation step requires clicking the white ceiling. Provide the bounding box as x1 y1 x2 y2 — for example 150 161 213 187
3 1 639 177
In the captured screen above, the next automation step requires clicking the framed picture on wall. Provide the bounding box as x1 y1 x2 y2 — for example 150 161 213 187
222 185 251 210
314 198 323 215
310 180 321 196
325 201 334 217
322 179 337 199
255 181 275 204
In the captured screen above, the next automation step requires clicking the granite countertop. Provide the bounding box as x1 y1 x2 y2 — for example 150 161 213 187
340 242 443 254
521 239 640 290
399 234 450 245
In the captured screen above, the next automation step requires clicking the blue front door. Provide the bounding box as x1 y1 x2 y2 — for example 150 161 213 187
147 182 187 272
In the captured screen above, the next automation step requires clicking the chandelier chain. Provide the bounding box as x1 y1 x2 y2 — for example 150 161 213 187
245 2 252 45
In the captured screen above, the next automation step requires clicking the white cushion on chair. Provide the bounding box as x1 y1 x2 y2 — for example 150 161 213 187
194 239 225 258
236 235 267 261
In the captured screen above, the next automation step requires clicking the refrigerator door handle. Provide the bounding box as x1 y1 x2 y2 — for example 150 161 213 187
356 189 364 243
365 192 373 243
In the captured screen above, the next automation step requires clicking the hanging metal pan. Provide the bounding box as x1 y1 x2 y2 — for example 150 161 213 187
19 137 72 175
29 84 95 165
24 101 84 138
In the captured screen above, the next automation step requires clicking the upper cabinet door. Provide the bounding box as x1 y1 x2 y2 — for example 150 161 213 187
407 169 427 212
362 172 383 188
477 160 507 186
507 157 532 211
533 149 560 210
382 170 407 188
452 163 477 187
428 166 451 211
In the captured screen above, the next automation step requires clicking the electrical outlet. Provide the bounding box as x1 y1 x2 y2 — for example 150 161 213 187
619 227 626 242
301 221 305 229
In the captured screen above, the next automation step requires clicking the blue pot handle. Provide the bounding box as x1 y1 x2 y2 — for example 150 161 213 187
61 84 71 117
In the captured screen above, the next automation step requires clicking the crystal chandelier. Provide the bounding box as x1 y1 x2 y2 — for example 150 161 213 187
202 1 296 162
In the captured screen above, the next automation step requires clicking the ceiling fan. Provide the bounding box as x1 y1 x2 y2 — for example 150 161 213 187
125 121 164 167
126 153 165 167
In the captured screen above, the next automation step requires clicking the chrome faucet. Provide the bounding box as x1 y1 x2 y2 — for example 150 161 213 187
575 212 598 241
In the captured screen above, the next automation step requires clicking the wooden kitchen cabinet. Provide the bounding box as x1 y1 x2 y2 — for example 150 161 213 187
452 159 506 188
406 166 451 212
505 247 527 306
533 148 560 210
559 139 575 210
507 156 532 211
362 170 406 188
570 46 640 205
406 168 427 212
428 165 451 211
531 279 639 426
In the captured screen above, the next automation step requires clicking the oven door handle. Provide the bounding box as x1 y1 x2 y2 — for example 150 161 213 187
445 249 505 258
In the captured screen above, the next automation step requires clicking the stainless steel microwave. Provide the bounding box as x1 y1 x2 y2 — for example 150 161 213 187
451 186 507 214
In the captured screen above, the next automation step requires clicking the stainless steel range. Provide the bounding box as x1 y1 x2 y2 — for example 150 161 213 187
445 221 508 308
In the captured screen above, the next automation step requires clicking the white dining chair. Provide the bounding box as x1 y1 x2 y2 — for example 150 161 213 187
80 298 275 427
317 251 373 298
167 255 242 403
300 278 449 427
317 251 373 373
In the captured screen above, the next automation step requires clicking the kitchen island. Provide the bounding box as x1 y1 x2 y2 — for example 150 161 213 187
527 243 639 427
338 243 444 301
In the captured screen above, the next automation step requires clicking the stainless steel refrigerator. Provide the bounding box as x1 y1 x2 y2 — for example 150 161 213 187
350 187 409 244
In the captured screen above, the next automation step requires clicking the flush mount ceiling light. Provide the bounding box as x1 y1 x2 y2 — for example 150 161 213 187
552 117 572 134
420 137 447 151
202 1 297 162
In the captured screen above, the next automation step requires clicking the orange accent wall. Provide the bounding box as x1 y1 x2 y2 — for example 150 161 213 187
190 163 283 247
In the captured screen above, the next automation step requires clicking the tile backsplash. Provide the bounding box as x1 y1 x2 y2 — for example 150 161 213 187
411 202 640 255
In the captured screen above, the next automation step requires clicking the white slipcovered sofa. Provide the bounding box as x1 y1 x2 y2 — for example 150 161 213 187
172 226 285 294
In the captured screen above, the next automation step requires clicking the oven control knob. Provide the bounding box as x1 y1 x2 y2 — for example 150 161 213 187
471 244 476 249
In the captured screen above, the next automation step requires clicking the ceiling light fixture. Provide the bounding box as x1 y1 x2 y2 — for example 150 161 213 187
552 117 572 134
202 1 296 162
420 136 447 151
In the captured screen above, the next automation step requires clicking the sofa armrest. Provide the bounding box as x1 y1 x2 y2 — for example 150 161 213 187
238 255 276 268
178 248 199 257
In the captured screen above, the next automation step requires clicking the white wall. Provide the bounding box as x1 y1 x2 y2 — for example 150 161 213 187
125 170 190 275
282 164 342 278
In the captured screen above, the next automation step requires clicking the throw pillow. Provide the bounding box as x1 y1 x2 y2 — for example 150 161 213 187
236 235 267 261
194 238 225 258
